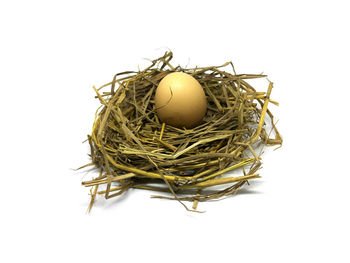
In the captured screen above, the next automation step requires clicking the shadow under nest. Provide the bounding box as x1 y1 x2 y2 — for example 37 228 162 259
81 52 282 212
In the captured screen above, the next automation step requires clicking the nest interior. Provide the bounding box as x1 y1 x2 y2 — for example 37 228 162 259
82 52 282 212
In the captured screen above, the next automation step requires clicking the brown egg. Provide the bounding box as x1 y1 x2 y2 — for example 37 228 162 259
155 72 207 129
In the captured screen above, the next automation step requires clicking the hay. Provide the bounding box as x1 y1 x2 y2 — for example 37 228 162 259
81 51 282 212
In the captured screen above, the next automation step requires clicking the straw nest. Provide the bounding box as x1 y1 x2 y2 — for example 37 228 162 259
81 52 282 212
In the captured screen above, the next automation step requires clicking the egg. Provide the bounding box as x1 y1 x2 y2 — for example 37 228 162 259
155 72 207 129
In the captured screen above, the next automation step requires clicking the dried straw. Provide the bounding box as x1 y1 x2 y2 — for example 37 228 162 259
80 52 282 212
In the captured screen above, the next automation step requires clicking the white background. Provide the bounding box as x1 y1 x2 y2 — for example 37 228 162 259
1 0 349 262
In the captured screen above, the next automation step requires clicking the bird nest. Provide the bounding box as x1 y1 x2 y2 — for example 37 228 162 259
81 52 282 212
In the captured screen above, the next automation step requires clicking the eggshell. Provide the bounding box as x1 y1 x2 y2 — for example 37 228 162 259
155 72 207 129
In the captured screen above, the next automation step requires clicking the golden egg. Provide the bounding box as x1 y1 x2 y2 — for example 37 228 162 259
155 72 207 129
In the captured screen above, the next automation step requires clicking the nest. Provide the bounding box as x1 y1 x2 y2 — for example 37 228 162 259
81 52 282 212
